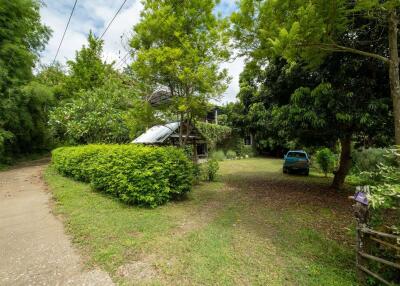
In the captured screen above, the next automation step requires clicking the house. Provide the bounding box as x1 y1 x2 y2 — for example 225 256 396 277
132 122 208 160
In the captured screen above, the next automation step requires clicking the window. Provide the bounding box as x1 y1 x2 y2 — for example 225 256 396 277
197 143 207 157
244 134 252 146
287 152 306 158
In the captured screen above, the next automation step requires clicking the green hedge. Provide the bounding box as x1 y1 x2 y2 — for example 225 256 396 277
51 144 193 207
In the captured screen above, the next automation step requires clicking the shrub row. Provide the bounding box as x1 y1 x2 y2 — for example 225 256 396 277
52 144 193 207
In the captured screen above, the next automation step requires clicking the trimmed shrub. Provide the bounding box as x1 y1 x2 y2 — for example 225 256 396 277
52 144 193 207
211 150 226 161
315 148 336 177
226 150 237 159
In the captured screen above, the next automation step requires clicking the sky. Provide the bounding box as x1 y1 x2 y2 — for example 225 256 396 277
39 0 244 104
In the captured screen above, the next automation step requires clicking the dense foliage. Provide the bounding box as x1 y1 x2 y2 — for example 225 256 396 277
52 144 193 207
49 81 132 145
351 148 398 174
196 122 232 150
232 0 400 146
65 32 115 96
355 148 400 211
0 0 52 163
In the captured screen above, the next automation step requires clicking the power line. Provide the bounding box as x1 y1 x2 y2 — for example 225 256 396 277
99 0 128 40
52 0 78 65
115 52 130 69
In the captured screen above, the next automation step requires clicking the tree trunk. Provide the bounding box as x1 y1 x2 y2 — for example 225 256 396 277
331 136 352 190
388 10 400 145
179 113 184 147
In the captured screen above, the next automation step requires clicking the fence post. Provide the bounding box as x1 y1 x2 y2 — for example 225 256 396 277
353 200 370 284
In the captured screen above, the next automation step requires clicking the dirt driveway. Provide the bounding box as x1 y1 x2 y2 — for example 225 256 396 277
0 160 113 286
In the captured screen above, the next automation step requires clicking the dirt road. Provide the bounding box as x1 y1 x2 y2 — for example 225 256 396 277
0 160 113 285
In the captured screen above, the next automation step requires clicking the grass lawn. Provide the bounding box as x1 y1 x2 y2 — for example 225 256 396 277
44 158 357 285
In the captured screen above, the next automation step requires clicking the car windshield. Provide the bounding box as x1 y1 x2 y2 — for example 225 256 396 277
287 152 306 158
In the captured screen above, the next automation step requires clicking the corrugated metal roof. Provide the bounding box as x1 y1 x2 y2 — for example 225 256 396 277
132 122 180 144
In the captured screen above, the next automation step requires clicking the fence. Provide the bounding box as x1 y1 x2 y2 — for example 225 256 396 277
352 199 400 285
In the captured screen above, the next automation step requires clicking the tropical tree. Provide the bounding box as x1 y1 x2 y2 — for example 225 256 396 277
232 0 400 145
65 32 115 96
238 58 320 154
130 0 230 146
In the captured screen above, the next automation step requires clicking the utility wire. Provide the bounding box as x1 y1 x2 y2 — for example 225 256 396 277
52 0 78 65
115 52 130 68
99 0 128 40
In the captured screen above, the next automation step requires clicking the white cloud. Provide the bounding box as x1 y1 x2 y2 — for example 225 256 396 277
39 0 243 103
220 56 244 104
40 0 142 65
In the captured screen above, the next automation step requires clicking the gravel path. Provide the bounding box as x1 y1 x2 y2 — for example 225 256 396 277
0 160 113 286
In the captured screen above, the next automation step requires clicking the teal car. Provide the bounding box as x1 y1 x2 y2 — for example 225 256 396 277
283 150 310 175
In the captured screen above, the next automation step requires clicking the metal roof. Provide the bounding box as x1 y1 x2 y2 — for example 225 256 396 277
132 122 180 144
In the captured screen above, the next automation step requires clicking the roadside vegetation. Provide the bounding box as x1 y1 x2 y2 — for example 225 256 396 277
45 158 357 285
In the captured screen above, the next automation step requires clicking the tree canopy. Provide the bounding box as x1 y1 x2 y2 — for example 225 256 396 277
0 0 52 163
232 0 400 145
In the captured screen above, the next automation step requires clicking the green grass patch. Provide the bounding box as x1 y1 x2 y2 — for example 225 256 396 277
45 158 357 285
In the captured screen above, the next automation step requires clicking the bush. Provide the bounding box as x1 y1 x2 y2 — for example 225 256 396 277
226 150 237 159
356 148 400 210
211 150 226 161
315 148 336 177
52 144 193 207
206 159 219 181
351 148 398 174
49 82 132 145
242 145 254 157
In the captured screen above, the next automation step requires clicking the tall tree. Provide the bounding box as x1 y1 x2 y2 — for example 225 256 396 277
65 32 115 96
285 52 392 189
0 0 52 162
130 0 230 146
232 0 400 145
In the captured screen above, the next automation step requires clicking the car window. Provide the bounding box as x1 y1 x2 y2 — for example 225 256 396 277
287 152 306 158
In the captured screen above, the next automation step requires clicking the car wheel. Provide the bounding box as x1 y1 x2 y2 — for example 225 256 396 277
304 169 309 176
282 167 287 174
